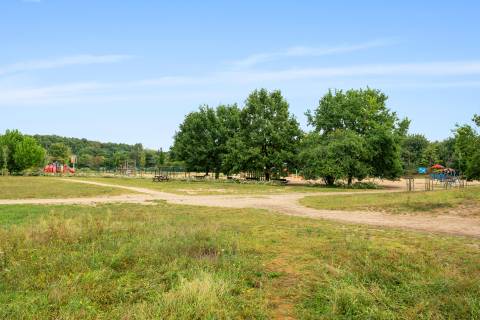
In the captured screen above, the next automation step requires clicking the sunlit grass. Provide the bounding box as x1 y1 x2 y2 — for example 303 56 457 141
1 203 479 319
0 176 131 199
300 185 480 216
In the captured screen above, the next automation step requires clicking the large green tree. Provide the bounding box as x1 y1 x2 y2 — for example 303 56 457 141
299 130 370 185
224 89 301 180
454 115 480 179
172 104 240 178
304 88 408 184
0 129 45 174
14 137 46 172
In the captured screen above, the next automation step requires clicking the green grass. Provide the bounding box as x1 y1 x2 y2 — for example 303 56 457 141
0 176 131 199
74 176 368 195
300 186 480 216
1 203 479 319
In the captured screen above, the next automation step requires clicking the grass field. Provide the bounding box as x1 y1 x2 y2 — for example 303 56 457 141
1 202 479 319
301 185 480 216
74 176 368 195
0 176 131 199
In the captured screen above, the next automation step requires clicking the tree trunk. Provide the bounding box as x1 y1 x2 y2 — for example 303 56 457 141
347 176 353 186
265 171 270 181
215 170 220 179
325 176 335 186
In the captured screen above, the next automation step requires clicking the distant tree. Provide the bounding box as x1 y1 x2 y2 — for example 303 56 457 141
305 88 408 182
299 130 370 185
49 142 71 163
436 137 457 168
13 137 46 172
401 134 429 171
0 130 23 173
454 117 480 179
420 143 440 167
0 129 46 173
172 104 240 178
224 89 301 180
157 148 165 167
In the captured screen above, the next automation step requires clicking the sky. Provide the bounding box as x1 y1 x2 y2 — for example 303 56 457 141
1 1 479 149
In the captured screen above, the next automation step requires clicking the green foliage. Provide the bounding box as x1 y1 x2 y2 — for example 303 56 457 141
401 134 429 171
299 130 370 185
454 117 480 179
224 89 301 180
304 88 408 183
420 142 440 167
34 135 161 170
48 142 71 163
172 104 240 177
13 137 46 172
0 129 46 174
473 114 480 127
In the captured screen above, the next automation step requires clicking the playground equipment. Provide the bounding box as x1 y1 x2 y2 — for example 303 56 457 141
44 162 75 174
408 164 467 191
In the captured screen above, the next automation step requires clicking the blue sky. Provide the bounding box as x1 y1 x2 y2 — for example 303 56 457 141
1 1 479 149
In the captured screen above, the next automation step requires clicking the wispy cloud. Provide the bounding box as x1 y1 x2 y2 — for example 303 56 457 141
231 39 396 69
0 54 132 76
2 59 480 105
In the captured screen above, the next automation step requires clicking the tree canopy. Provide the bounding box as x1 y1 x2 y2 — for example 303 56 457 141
172 104 240 178
454 116 480 179
224 89 302 180
303 88 408 184
0 130 46 174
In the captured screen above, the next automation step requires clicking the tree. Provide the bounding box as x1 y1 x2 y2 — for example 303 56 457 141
0 129 46 173
454 117 480 179
420 143 440 167
224 89 301 180
13 137 46 172
401 134 429 172
172 104 240 178
305 88 408 182
299 130 370 185
49 142 71 163
157 148 165 167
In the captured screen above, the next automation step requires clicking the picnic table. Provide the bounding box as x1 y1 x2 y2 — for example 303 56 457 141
152 175 169 182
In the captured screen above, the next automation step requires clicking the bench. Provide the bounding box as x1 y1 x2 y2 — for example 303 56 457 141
152 175 169 182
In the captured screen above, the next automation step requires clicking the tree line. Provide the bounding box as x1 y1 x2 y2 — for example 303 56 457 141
0 132 170 175
172 88 480 184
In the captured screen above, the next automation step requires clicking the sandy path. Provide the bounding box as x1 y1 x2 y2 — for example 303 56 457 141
1 178 480 238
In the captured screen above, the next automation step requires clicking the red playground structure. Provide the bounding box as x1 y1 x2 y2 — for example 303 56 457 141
44 162 75 174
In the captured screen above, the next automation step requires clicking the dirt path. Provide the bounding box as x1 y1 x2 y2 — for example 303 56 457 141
2 178 480 238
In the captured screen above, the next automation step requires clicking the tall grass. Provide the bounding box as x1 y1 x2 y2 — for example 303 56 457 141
1 203 479 318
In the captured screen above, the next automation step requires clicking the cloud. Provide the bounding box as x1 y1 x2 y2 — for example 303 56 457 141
231 39 396 69
2 60 480 106
0 54 132 76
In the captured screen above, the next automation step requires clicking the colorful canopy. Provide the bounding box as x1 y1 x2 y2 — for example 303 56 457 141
431 164 445 169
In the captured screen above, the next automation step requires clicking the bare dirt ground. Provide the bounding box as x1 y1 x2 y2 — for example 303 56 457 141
1 178 480 238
